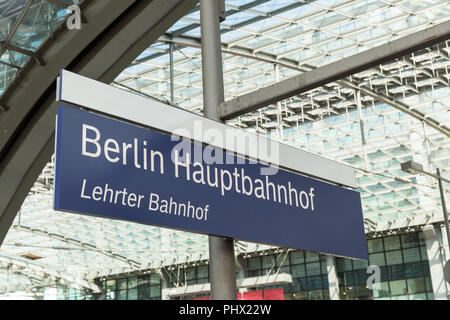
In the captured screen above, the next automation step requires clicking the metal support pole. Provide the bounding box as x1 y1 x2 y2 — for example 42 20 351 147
200 0 237 300
274 64 284 141
437 168 450 251
356 90 369 171
169 43 175 104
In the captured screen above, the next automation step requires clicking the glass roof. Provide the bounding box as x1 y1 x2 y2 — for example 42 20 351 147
0 0 76 97
0 0 449 295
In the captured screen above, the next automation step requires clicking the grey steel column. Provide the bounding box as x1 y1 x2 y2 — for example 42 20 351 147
437 168 450 251
199 0 237 300
169 43 175 104
423 226 449 299
274 64 284 141
326 256 340 300
355 90 369 170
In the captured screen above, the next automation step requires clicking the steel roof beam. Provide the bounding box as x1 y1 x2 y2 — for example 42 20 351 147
155 34 450 137
0 41 45 66
219 20 450 120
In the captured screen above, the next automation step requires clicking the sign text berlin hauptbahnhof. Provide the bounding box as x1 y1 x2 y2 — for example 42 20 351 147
54 70 368 260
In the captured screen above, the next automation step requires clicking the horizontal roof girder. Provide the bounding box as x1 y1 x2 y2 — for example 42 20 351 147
155 34 450 138
219 20 450 120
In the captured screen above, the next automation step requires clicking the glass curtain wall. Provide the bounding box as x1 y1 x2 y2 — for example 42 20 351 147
56 231 434 300
336 231 433 300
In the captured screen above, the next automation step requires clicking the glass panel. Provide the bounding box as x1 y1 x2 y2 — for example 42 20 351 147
321 261 327 274
106 291 115 300
344 272 354 286
404 262 423 278
336 258 352 271
418 233 426 247
117 290 127 300
355 285 373 300
278 266 290 274
386 250 403 265
248 270 262 277
384 236 401 251
197 277 208 284
138 285 150 300
248 257 261 270
407 278 426 294
128 276 138 289
117 278 127 291
305 251 319 262
10 1 69 51
128 288 138 300
422 262 430 276
391 295 408 300
150 286 161 299
420 247 428 261
425 277 433 292
276 254 290 267
150 274 160 285
306 276 323 290
403 248 421 263
401 233 419 249
106 280 116 292
352 259 368 270
369 253 385 267
262 255 275 269
292 291 307 300
389 280 407 296
292 278 304 292
367 238 384 253
353 269 368 285
138 275 149 286
185 267 196 281
409 293 427 300
306 262 321 276
321 275 329 289
307 290 323 300
197 265 208 279
389 264 405 281
292 264 305 278
290 251 304 264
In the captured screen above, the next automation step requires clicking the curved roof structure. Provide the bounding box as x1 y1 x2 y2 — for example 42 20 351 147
0 0 449 296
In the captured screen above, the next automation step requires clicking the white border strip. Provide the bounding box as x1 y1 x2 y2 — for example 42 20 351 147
56 70 356 188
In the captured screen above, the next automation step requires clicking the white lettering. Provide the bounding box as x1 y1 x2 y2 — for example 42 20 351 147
104 138 120 163
82 124 101 158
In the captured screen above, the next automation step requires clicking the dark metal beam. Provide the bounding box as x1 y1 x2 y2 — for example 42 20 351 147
0 41 45 66
219 20 450 120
